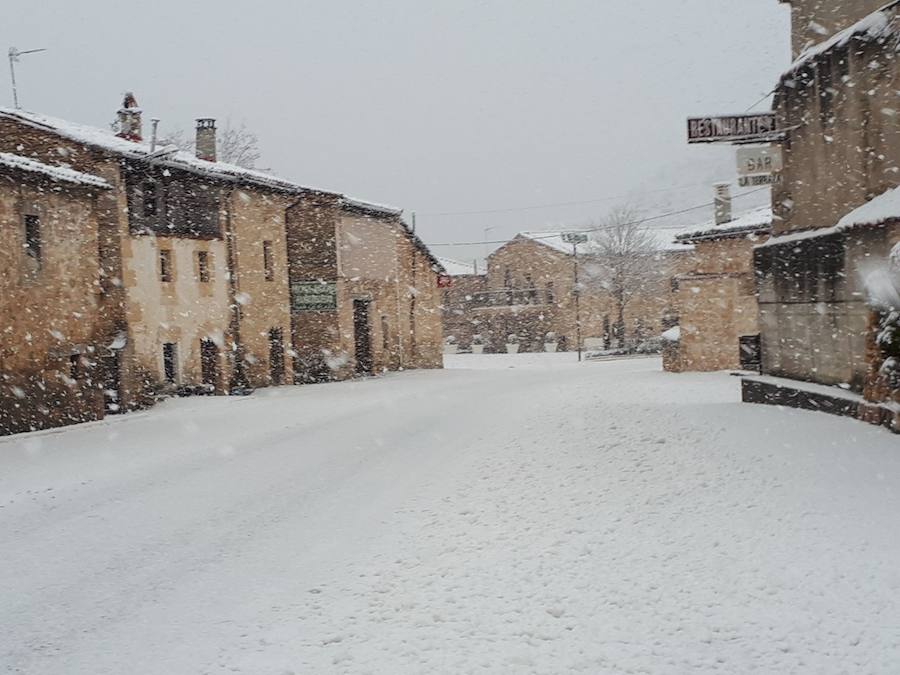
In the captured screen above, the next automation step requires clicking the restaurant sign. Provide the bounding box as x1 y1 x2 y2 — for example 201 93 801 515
291 281 337 311
687 113 778 144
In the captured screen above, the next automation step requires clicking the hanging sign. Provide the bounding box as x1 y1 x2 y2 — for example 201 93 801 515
687 113 778 144
736 146 783 176
738 174 783 187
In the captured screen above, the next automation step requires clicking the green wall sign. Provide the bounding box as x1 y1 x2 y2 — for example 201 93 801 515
291 281 337 311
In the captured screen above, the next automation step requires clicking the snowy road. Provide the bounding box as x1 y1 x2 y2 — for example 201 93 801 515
2 355 899 674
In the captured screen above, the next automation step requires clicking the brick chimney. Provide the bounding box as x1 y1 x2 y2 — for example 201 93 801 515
116 92 143 142
714 183 732 226
195 118 217 162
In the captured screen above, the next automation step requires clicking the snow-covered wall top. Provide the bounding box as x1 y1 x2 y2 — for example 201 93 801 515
783 0 899 79
675 206 773 244
0 152 110 189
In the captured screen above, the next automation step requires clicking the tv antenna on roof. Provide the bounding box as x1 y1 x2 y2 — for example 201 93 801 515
8 46 47 109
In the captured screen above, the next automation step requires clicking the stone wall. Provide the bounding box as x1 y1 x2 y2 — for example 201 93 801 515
0 171 106 433
668 235 765 372
773 18 900 235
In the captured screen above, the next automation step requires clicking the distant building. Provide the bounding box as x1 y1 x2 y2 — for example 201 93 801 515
745 2 900 431
437 257 486 351
439 231 692 353
0 154 111 433
663 207 771 372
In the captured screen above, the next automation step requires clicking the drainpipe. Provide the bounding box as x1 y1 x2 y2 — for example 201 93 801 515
395 234 404 370
224 185 248 391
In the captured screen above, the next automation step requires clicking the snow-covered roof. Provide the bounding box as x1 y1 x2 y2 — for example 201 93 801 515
0 106 340 196
783 1 899 79
837 185 900 229
675 206 773 244
516 231 580 255
341 196 403 217
757 186 900 249
0 152 110 189
510 227 694 257
436 256 478 276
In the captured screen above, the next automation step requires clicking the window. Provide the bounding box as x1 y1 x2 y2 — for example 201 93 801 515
197 251 210 283
142 181 158 217
69 354 81 381
162 343 178 383
24 214 41 270
159 249 173 282
263 241 274 281
546 281 555 305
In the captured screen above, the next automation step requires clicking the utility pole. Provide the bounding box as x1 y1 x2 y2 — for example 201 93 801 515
561 232 588 362
8 47 47 109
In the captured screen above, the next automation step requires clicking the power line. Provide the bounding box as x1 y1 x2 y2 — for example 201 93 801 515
429 187 769 247
418 181 742 218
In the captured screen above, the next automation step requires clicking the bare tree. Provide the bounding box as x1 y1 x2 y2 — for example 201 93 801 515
582 206 672 348
217 121 262 168
162 120 262 169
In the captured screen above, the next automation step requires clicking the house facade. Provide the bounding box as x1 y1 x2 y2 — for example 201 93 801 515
287 197 444 380
664 207 771 372
0 155 111 433
745 1 900 431
0 95 445 434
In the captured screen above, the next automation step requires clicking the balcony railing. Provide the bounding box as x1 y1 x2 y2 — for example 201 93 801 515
469 288 554 308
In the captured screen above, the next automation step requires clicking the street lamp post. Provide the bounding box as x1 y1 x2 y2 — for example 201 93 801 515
561 232 588 362
8 46 47 110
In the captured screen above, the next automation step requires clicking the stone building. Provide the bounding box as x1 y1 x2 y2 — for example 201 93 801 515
287 196 445 380
663 207 771 372
744 1 900 431
0 95 445 434
436 257 485 350
441 232 691 353
0 154 111 433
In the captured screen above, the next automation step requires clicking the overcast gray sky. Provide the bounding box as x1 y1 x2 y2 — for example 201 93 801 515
4 0 790 263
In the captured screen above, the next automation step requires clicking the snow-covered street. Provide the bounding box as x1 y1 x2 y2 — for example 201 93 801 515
2 355 899 674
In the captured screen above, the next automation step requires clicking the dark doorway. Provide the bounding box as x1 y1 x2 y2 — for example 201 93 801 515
269 328 285 385
353 299 373 374
100 351 122 413
739 334 762 372
162 343 178 384
200 339 219 392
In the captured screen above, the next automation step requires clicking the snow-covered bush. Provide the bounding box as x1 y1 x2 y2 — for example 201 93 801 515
545 331 557 342
471 334 484 345
507 333 519 344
